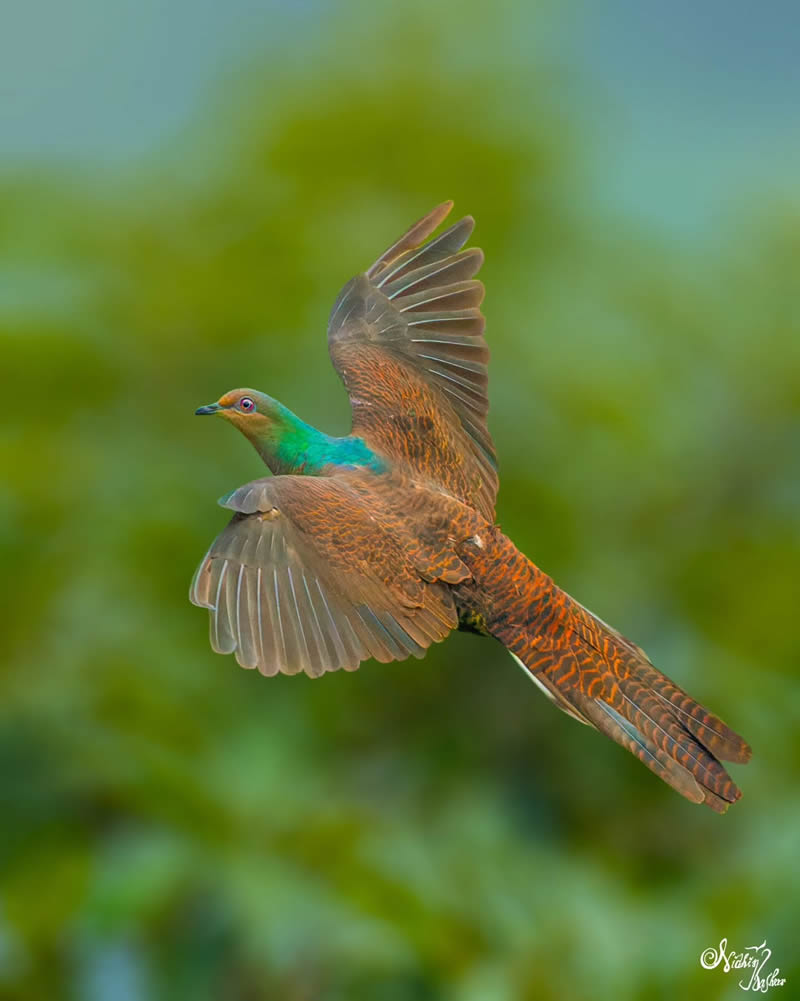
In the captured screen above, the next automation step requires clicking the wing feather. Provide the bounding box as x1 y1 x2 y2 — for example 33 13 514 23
328 203 498 519
191 476 458 677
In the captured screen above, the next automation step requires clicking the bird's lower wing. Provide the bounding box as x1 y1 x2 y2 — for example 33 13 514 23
190 475 457 677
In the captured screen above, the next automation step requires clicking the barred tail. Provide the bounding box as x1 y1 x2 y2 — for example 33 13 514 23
455 529 752 812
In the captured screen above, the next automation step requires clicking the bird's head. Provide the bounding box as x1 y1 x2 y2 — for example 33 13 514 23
195 388 276 438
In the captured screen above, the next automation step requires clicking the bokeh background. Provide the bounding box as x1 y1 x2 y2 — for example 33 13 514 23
1 2 799 999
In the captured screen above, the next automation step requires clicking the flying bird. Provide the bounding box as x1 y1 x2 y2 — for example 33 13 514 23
191 202 751 811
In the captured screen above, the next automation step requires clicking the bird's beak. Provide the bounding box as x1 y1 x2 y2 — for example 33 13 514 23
195 402 222 415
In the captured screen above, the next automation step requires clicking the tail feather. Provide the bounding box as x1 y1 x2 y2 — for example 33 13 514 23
569 600 752 765
511 648 716 806
590 693 735 813
516 632 746 811
580 696 707 806
456 529 751 811
637 662 751 764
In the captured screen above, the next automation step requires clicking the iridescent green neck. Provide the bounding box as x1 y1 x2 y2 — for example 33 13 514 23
247 397 387 477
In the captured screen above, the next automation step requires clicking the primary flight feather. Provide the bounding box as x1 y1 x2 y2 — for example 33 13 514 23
191 201 751 812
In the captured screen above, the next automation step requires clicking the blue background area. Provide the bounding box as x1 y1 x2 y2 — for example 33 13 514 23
2 0 798 232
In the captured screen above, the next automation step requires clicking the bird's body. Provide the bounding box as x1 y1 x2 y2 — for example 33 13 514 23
192 202 751 811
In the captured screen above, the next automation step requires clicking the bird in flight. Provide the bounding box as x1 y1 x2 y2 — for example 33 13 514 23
191 202 751 811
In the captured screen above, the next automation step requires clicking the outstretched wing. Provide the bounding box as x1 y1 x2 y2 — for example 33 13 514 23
190 475 458 677
328 202 498 520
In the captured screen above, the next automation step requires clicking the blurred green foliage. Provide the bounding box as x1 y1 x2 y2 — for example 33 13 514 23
1 3 798 999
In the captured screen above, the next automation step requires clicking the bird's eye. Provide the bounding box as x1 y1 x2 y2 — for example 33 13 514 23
239 397 255 412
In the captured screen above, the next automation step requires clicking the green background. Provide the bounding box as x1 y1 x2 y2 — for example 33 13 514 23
1 3 798 999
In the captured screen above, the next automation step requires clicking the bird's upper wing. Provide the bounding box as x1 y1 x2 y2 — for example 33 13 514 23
190 474 461 677
327 202 498 520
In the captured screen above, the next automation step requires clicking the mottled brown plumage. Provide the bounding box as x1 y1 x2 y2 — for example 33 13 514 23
191 202 751 811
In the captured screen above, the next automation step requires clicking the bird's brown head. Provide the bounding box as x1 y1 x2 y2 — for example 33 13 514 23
195 388 277 438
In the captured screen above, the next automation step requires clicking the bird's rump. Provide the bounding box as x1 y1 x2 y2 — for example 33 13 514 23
328 202 498 520
190 475 460 677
